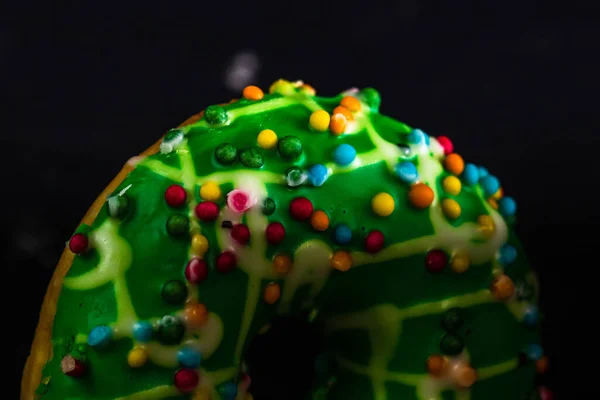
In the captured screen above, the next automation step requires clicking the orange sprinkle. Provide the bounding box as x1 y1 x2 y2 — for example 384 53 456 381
491 274 515 301
454 366 477 388
329 113 347 135
408 183 434 208
444 153 465 175
300 84 316 95
536 356 549 374
333 105 354 121
330 250 352 272
242 85 264 101
426 355 448 376
264 282 281 304
340 96 361 112
184 302 208 327
488 197 498 209
310 210 330 231
273 253 292 276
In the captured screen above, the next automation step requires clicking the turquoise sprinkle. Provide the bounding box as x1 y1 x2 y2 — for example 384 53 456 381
308 164 328 186
480 175 500 196
177 347 202 368
88 325 112 347
334 224 352 245
462 163 479 186
394 161 418 183
498 196 517 217
526 343 543 361
219 381 238 400
132 321 153 342
523 306 539 327
478 166 489 178
407 129 424 144
332 143 356 166
424 133 430 145
499 244 517 265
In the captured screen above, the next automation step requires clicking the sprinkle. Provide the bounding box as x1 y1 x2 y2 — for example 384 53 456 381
185 258 208 283
61 355 85 377
161 280 188 305
308 164 329 186
157 315 185 345
526 343 544 361
498 196 517 217
242 85 264 100
216 251 237 273
299 83 316 95
491 274 515 301
174 368 200 393
450 251 470 274
160 129 185 154
165 184 187 207
425 249 447 273
329 113 347 135
364 230 385 253
227 189 256 213
191 234 209 256
221 220 233 229
184 302 208 328
273 253 292 276
499 244 517 265
478 166 489 178
231 224 251 245
88 325 112 347
106 193 130 219
177 347 203 368
195 202 219 221
333 105 353 121
204 105 228 125
480 175 500 197
442 176 461 195
461 163 479 186
167 214 190 236
68 233 89 254
309 110 331 131
269 79 295 95
536 356 549 374
453 366 477 388
214 143 238 165
523 305 539 327
436 136 454 155
340 96 361 112
278 135 303 159
441 307 464 333
218 382 238 400
310 210 330 231
334 224 352 245
127 347 148 368
426 355 448 377
330 250 352 272
132 321 153 342
538 386 553 400
359 87 381 112
407 129 424 145
285 166 307 187
199 181 221 201
444 153 465 175
257 129 278 149
371 192 395 217
262 197 276 215
289 197 314 220
395 161 418 183
333 143 357 166
477 215 495 238
266 222 286 244
440 333 464 355
441 198 461 219
239 148 264 169
493 187 504 200
264 282 281 304
408 183 434 208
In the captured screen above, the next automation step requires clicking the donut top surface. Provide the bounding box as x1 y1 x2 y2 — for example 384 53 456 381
33 79 543 399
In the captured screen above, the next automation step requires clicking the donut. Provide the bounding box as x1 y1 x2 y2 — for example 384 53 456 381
22 79 548 400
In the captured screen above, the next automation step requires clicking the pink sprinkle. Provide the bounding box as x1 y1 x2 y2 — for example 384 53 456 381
227 189 256 213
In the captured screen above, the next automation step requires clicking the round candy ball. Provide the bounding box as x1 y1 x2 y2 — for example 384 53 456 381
161 280 188 305
166 215 189 236
257 129 278 149
216 251 237 273
157 316 185 345
309 110 331 131
218 381 238 400
285 166 307 187
334 224 352 245
165 185 187 207
289 197 314 220
88 325 112 347
266 222 286 244
308 164 329 186
425 249 447 273
132 321 154 342
177 347 203 368
395 161 418 183
407 129 424 144
523 305 539 327
173 368 199 393
436 136 454 154
231 224 251 245
195 201 219 221
204 105 228 125
278 135 303 159
364 230 385 253
69 233 89 254
499 244 517 265
461 163 479 186
239 148 264 169
440 333 464 355
441 307 464 332
372 192 395 217
214 143 238 165
262 197 276 215
480 175 500 197
333 144 357 166
498 196 517 217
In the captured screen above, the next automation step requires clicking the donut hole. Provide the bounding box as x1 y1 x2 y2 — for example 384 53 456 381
245 314 324 400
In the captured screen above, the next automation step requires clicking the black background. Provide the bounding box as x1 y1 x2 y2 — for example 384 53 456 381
6 1 599 398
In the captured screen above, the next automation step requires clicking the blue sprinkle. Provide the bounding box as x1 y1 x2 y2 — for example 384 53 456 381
478 166 489 178
461 163 479 186
407 129 424 144
219 381 238 400
394 161 418 183
523 306 539 327
499 244 517 265
307 164 328 187
177 347 202 368
334 224 352 245
132 321 153 342
332 144 356 166
88 325 112 347
424 133 430 145
480 175 500 196
526 343 543 361
498 197 517 217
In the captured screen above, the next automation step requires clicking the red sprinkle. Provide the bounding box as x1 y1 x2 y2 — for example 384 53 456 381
436 136 454 155
68 233 89 254
173 368 199 393
289 197 314 220
61 355 85 377
184 258 208 283
538 386 554 400
231 224 251 245
216 251 237 273
165 185 187 207
195 201 219 221
425 249 447 273
265 222 286 244
364 230 385 253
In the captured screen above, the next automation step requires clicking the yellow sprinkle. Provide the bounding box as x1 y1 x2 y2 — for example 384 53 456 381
441 198 461 219
309 110 331 131
127 347 148 368
269 79 295 95
442 176 462 195
199 181 221 201
257 129 278 149
371 192 395 217
477 215 495 238
191 234 209 256
451 251 470 273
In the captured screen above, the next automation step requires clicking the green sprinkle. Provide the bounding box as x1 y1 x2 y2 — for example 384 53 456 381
262 198 276 215
205 105 228 125
157 316 185 345
278 135 303 160
239 148 264 169
359 87 381 112
161 280 188 305
166 214 189 236
440 333 464 355
215 143 238 165
441 307 463 332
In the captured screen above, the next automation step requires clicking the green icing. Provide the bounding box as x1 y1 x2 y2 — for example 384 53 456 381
36 81 541 399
